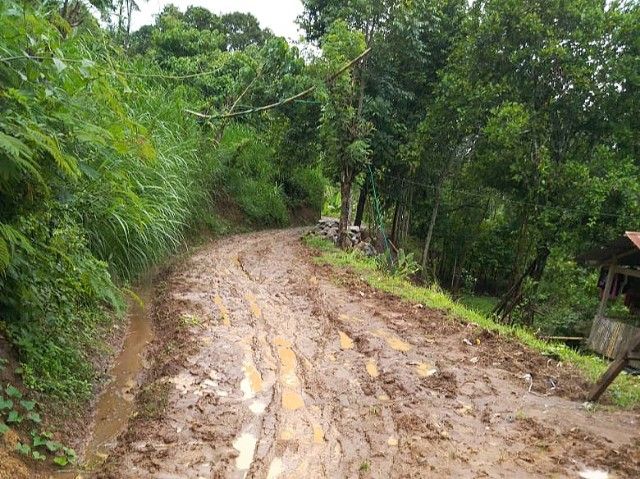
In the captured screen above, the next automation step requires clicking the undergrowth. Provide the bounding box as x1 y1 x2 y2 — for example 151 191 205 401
304 235 640 408
0 2 323 404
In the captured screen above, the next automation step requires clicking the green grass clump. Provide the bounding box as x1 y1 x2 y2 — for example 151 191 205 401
304 236 640 408
458 295 499 316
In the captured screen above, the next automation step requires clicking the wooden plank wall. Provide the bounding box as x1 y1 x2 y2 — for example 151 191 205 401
588 316 640 368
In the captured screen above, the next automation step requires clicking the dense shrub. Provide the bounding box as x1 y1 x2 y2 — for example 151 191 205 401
215 124 323 227
283 166 326 213
0 207 122 398
515 250 599 336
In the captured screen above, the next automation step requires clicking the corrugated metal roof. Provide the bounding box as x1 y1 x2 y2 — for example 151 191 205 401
579 231 640 266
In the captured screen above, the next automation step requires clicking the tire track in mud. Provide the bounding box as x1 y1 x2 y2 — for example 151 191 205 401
99 229 640 479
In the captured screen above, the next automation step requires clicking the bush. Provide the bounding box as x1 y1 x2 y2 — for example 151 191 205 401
515 250 598 336
215 124 291 226
0 5 215 399
0 207 122 399
376 249 420 280
282 166 326 213
235 178 289 226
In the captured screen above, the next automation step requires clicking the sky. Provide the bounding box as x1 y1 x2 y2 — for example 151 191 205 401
130 0 305 41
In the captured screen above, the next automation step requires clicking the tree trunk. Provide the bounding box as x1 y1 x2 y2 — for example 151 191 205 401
125 0 133 45
390 200 400 245
117 0 124 35
354 181 368 228
508 213 530 289
399 184 413 246
492 246 550 323
338 170 353 249
421 181 443 275
452 199 490 295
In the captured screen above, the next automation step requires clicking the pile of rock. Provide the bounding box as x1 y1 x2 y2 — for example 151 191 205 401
310 218 377 256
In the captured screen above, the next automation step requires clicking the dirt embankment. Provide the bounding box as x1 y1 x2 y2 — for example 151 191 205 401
97 229 640 478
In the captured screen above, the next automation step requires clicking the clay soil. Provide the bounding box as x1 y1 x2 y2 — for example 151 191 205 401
97 229 640 478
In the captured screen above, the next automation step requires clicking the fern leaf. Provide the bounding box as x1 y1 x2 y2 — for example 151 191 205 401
0 131 30 158
23 126 80 178
0 238 9 272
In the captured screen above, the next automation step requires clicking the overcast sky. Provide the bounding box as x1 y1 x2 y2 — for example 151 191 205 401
130 0 304 41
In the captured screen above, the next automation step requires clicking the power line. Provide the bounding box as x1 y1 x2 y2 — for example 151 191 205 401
186 47 372 120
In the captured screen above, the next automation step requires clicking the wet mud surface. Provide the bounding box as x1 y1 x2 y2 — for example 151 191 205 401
98 229 640 478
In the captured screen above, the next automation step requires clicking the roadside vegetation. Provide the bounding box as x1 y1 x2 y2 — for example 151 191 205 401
305 235 640 408
1 0 639 472
0 1 324 404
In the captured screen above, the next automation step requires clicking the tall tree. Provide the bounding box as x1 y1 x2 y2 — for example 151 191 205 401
317 21 371 247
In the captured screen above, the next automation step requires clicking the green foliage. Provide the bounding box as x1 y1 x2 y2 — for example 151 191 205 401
376 249 420 280
0 209 121 398
321 185 341 217
15 442 30 455
316 20 371 182
516 250 599 336
0 383 75 465
0 397 12 411
0 0 246 400
5 384 21 399
215 124 307 226
283 166 326 213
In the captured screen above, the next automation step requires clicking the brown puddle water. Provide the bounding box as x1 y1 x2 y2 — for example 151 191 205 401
59 279 154 477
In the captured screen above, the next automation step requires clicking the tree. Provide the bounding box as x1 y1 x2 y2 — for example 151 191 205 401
406 0 640 326
317 21 371 248
220 12 271 51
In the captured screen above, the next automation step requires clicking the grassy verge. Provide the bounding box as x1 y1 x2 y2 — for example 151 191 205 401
304 236 640 408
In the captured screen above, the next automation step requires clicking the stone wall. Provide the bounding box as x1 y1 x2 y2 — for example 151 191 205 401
310 218 377 256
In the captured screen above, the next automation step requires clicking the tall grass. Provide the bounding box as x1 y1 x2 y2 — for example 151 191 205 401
73 80 211 280
0 6 220 398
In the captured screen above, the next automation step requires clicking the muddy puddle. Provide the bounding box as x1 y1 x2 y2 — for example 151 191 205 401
59 278 154 477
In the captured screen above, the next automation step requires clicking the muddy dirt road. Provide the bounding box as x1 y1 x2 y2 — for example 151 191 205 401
100 229 640 478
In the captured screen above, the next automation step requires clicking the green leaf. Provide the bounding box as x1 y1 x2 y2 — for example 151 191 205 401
0 131 30 159
5 385 22 399
0 397 13 411
45 440 61 452
63 446 77 461
53 455 68 467
27 412 41 423
0 239 9 271
7 410 23 423
15 442 31 455
52 57 67 73
32 450 46 461
20 400 36 411
0 423 9 435
32 435 46 448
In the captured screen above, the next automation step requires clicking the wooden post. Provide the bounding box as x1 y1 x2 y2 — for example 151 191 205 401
587 332 640 402
597 263 615 317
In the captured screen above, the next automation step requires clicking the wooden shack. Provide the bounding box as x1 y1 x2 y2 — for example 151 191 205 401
580 231 640 401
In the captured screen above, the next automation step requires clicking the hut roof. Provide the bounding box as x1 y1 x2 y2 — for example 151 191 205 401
579 232 640 266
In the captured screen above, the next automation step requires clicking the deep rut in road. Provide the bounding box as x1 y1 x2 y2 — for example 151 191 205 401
98 229 640 478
